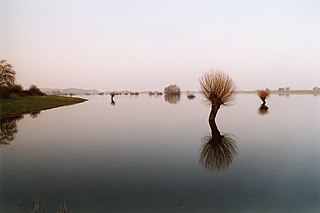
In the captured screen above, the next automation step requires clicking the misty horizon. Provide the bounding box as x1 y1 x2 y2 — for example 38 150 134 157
1 0 319 91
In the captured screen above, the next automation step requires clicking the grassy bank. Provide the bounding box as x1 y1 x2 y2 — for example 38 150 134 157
0 95 87 117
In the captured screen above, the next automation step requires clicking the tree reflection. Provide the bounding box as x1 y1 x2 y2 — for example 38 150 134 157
164 94 180 104
258 104 269 115
110 93 116 105
0 115 23 145
30 111 41 118
200 110 237 170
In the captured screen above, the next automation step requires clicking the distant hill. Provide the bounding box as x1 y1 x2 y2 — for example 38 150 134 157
41 88 100 95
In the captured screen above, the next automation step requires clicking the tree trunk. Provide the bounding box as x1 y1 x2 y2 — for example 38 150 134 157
209 104 221 136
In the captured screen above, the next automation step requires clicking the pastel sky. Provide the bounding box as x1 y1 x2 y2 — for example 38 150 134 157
1 0 319 91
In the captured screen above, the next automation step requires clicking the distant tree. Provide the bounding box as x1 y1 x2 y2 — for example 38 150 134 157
164 84 181 95
28 85 45 96
257 90 270 105
286 87 290 91
0 59 16 87
200 71 235 120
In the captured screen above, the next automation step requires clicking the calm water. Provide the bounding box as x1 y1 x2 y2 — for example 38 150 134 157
1 94 319 212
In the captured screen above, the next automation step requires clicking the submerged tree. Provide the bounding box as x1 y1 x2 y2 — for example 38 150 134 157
200 71 236 120
164 84 181 95
257 90 270 105
164 84 181 104
199 70 237 170
257 89 270 114
110 92 116 105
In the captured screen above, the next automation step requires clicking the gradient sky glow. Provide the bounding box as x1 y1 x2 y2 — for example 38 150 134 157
1 0 319 91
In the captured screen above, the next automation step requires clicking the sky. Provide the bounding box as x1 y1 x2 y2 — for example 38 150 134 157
1 0 319 91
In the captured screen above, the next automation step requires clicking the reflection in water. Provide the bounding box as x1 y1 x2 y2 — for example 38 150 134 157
110 93 116 105
30 111 41 118
0 115 23 145
30 193 46 213
200 110 237 170
258 104 269 115
164 94 180 104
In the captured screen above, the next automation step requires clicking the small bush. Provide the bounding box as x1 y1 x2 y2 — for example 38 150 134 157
187 93 195 99
27 85 45 96
0 84 24 98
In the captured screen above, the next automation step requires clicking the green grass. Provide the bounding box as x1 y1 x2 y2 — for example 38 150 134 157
0 95 87 117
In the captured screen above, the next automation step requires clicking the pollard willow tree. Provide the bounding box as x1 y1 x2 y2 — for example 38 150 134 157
257 89 270 105
199 70 237 170
200 71 236 122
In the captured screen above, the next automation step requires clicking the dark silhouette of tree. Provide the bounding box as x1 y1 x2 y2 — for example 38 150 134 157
0 59 16 87
257 89 270 115
28 84 45 96
200 71 235 120
257 90 270 105
110 92 116 105
199 70 237 170
200 114 237 170
0 115 23 145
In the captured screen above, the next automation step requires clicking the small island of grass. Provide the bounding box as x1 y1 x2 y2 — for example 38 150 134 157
0 95 87 117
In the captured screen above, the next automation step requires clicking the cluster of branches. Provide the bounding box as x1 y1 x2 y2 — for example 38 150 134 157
200 71 235 107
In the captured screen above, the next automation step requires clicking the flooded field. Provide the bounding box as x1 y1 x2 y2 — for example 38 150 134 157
1 94 319 212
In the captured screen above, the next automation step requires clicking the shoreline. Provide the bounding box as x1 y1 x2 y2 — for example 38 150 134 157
0 95 87 117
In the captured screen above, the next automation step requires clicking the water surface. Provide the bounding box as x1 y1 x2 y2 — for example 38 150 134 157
1 94 319 212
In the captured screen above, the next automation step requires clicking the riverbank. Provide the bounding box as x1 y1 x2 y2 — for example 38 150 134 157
0 95 87 117
237 90 320 95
